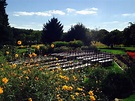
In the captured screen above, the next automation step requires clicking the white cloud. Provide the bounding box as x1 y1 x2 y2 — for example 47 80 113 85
13 10 65 17
13 8 98 17
66 8 76 13
66 8 98 15
122 13 135 17
48 10 65 15
10 23 42 30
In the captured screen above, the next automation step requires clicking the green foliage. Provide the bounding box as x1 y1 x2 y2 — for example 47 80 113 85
123 22 135 46
64 23 91 45
53 46 71 53
53 41 69 47
0 62 97 101
69 40 83 48
83 67 109 100
102 72 133 100
42 17 63 44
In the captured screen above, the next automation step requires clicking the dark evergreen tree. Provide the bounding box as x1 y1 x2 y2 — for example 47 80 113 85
0 0 13 47
42 17 63 44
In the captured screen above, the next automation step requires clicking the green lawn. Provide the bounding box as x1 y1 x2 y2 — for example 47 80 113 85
123 94 135 101
105 62 123 73
123 47 135 51
99 48 126 55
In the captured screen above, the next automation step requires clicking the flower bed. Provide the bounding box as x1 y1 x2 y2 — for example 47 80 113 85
127 51 135 59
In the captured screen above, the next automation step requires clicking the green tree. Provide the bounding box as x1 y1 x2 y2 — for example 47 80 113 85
102 29 123 47
64 23 91 45
123 22 135 46
42 17 63 44
0 0 13 47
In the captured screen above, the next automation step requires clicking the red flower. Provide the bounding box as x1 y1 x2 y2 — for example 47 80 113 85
127 52 135 59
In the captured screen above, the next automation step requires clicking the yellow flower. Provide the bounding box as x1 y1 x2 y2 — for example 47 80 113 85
25 76 29 80
15 54 19 58
59 75 69 81
56 58 58 61
2 77 8 84
75 92 79 96
56 63 60 66
36 45 40 50
73 76 77 81
62 85 68 90
28 98 32 101
51 44 54 48
70 95 75 100
17 40 22 45
62 85 73 91
12 63 17 69
1 64 4 67
68 86 73 91
77 87 83 91
6 51 9 55
0 87 3 94
88 90 94 96
23 70 27 74
90 95 96 101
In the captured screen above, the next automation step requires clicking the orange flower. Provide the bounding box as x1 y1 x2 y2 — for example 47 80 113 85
28 98 32 101
35 77 39 80
88 90 94 96
32 53 37 57
17 40 22 45
35 63 39 67
0 87 3 94
2 77 8 84
29 54 32 58
90 95 96 101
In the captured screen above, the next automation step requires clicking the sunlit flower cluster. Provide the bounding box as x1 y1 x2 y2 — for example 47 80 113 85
62 85 73 91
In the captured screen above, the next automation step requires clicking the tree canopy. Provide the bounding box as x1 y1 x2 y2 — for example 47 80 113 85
64 23 91 45
123 22 135 46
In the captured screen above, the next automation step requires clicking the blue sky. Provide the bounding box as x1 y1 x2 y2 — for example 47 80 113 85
6 0 135 32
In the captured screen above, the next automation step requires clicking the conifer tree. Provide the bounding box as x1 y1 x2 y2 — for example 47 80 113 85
42 17 63 44
0 0 13 47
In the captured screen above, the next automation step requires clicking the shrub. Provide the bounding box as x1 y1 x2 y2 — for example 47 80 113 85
53 41 69 47
83 67 109 100
53 46 71 53
102 72 133 100
69 40 83 48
